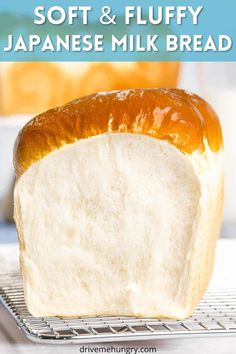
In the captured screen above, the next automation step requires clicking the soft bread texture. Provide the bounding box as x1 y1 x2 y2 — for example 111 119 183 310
14 88 224 319
0 62 179 115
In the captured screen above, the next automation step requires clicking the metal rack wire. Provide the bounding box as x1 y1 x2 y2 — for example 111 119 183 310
1 272 236 344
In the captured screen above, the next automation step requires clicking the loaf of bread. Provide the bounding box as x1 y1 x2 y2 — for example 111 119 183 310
0 62 179 115
14 88 224 319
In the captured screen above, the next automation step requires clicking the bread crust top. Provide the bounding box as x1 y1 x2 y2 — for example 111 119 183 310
14 88 223 178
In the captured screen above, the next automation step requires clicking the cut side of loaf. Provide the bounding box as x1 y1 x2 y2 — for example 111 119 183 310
14 88 224 319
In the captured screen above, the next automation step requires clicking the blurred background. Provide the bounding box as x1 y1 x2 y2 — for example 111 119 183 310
0 61 235 243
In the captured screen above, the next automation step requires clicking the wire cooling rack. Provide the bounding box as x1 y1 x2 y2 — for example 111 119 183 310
1 272 236 344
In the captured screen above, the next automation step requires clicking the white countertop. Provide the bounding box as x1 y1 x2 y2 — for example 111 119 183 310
0 239 236 354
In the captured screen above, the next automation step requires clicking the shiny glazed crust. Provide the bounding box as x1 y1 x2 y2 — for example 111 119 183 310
14 88 223 178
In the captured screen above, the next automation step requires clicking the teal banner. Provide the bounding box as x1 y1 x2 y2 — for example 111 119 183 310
0 0 235 61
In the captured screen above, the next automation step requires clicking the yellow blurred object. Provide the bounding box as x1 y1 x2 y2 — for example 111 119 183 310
0 62 180 115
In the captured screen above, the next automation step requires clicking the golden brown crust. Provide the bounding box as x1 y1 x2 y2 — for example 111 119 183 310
14 88 223 178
